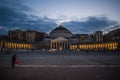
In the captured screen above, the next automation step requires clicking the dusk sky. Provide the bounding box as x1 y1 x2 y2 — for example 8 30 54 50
24 0 120 22
0 0 120 35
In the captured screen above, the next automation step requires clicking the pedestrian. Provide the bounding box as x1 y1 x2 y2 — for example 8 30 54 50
12 54 19 68
15 57 19 67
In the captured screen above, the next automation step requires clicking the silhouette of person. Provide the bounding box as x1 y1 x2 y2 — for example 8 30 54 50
12 54 16 68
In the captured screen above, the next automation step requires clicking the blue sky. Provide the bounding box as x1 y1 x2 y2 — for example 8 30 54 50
0 0 120 35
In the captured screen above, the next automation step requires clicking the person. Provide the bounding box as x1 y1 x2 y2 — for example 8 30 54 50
12 54 18 68
15 57 19 67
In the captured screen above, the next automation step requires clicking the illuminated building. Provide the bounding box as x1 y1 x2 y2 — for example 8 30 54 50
70 42 119 51
0 41 32 50
51 37 70 50
50 25 72 38
0 25 120 51
49 25 73 50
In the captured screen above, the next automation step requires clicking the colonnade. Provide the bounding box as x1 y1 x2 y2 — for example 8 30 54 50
0 41 32 50
70 42 118 51
51 41 70 50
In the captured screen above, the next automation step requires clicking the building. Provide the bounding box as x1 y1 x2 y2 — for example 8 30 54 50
0 35 8 40
94 31 103 42
103 29 120 42
8 29 45 42
49 25 73 50
70 42 118 51
25 29 45 42
76 31 103 43
50 25 72 38
76 34 89 43
23 30 35 42
8 29 24 41
0 41 32 50
0 25 120 51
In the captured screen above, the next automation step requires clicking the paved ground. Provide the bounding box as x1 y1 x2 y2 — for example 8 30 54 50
0 51 120 80
0 67 120 80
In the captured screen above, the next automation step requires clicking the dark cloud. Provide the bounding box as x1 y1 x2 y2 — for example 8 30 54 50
0 0 57 35
0 0 119 35
63 16 119 34
0 0 30 23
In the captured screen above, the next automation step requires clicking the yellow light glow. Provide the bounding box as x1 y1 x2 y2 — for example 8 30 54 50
77 42 118 50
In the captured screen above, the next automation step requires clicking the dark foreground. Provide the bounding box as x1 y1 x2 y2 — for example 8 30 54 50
0 67 120 80
0 51 120 80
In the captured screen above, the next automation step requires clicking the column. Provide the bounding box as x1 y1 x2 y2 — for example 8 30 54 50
69 42 71 50
53 42 55 49
64 42 65 49
62 42 64 50
58 42 60 49
15 43 16 49
66 42 68 49
54 42 56 49
67 42 69 49
51 41 52 49
52 42 54 49
63 42 65 49
65 42 66 49
63 42 64 49
56 42 57 49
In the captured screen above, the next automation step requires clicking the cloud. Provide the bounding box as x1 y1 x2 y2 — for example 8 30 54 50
0 0 57 35
63 16 120 34
0 0 119 35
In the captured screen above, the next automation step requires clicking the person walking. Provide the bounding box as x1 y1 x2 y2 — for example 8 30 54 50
15 56 19 67
12 54 19 68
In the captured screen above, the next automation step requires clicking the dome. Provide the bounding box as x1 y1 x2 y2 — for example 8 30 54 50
52 25 69 31
50 25 72 38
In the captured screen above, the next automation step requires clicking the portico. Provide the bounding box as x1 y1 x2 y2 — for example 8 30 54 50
49 25 73 51
51 37 70 50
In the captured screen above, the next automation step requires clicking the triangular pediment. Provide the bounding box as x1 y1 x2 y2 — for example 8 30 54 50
53 37 68 41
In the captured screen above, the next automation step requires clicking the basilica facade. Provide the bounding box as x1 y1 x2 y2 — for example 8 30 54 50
38 25 119 51
0 25 120 51
49 25 74 50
